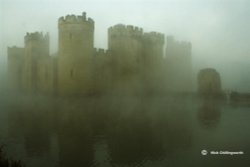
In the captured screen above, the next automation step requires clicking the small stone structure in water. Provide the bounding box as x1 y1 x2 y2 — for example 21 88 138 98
197 68 224 97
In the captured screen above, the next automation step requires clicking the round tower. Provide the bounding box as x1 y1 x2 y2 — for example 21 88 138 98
23 32 49 93
58 12 94 58
108 24 143 74
165 36 193 93
25 32 49 58
57 12 95 95
143 32 164 63
142 32 165 93
108 24 144 94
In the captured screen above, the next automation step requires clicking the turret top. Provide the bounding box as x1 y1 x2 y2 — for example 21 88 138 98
199 68 219 74
24 32 49 43
108 24 144 38
143 31 165 44
166 36 191 49
58 12 94 26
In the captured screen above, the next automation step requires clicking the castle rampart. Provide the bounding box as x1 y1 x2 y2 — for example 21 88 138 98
143 32 165 44
57 12 95 95
108 24 143 39
58 12 94 27
22 32 50 93
166 36 191 53
94 48 112 57
58 12 94 59
108 24 144 69
165 36 192 92
25 32 49 43
8 46 25 57
7 12 192 96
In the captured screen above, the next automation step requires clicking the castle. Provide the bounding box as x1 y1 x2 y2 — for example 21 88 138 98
7 12 192 96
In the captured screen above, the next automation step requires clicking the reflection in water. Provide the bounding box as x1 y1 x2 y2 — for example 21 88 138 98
3 95 250 166
106 108 193 166
197 100 221 129
8 107 51 157
106 110 165 165
57 112 94 167
24 116 50 157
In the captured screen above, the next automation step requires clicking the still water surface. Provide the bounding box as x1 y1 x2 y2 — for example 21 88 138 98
0 95 250 167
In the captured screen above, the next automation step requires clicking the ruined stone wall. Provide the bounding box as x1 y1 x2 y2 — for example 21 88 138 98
7 46 25 92
58 13 95 95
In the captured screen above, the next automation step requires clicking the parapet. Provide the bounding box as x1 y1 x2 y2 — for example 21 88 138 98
25 32 49 43
108 24 143 39
199 68 219 75
8 46 23 50
143 31 165 44
58 12 94 28
94 48 111 57
8 46 25 57
166 36 191 49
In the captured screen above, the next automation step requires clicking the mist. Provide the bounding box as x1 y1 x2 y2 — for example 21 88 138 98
1 1 250 167
1 0 250 92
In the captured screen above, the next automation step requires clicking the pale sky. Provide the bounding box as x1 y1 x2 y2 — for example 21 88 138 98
1 0 250 91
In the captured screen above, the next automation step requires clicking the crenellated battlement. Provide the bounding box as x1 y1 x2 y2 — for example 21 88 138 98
24 32 49 43
8 46 23 49
58 12 94 27
166 36 191 50
108 24 143 38
143 31 165 44
94 48 111 56
8 46 25 57
7 11 193 96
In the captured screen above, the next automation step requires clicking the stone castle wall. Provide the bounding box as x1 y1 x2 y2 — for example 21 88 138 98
58 13 95 95
36 57 55 94
108 25 166 94
92 48 112 94
108 24 144 94
165 36 192 93
22 32 51 93
7 12 192 96
142 32 165 93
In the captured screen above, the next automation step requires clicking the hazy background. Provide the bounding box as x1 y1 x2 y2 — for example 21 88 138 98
1 0 250 92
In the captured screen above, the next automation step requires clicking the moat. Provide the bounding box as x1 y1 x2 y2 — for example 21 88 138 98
0 94 249 167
